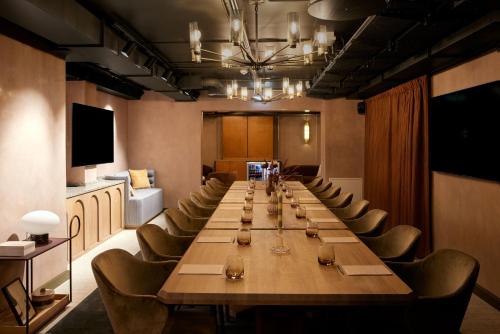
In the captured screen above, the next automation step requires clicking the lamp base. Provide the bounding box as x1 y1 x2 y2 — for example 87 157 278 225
29 233 50 245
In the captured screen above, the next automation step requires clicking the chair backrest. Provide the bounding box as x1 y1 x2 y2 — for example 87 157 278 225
363 225 421 262
136 224 182 261
345 209 387 237
207 172 236 186
332 200 369 220
190 192 216 207
178 198 212 218
305 177 323 189
411 249 480 332
323 192 353 208
311 181 332 194
317 185 341 199
200 185 223 200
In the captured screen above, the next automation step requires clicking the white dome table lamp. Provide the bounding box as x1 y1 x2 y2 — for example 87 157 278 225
20 210 61 245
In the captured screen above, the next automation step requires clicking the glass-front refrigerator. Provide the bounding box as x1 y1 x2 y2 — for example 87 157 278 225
246 161 280 181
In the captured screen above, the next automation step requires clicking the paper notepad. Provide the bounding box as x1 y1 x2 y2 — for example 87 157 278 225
320 237 358 243
304 206 328 211
178 264 224 275
197 236 234 243
299 198 321 204
219 205 243 210
310 218 339 223
338 265 392 276
211 217 240 222
205 223 241 230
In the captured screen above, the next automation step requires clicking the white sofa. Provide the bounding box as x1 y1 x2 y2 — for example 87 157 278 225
105 170 164 227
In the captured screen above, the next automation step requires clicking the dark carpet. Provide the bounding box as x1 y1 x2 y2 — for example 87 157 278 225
47 289 113 334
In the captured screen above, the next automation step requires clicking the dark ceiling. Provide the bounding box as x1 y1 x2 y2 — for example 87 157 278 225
1 0 499 100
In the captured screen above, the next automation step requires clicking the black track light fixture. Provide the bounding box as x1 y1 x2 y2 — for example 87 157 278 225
120 41 137 58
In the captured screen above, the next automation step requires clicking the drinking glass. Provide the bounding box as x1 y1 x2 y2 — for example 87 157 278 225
237 227 251 246
285 188 293 199
306 218 319 238
318 243 335 266
290 197 298 208
225 255 244 279
296 205 306 219
245 191 254 201
241 209 253 223
243 200 253 211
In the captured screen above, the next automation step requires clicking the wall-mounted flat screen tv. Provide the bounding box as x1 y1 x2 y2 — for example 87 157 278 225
430 80 500 182
72 103 114 167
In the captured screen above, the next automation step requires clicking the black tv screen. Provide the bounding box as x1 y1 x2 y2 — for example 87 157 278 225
430 80 500 182
72 103 114 167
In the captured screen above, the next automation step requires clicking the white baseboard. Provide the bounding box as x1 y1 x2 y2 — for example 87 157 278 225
329 177 363 202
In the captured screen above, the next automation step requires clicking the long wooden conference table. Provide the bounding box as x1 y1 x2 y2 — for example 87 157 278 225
158 181 412 307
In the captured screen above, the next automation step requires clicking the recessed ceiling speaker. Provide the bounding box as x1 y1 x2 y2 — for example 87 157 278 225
308 0 386 21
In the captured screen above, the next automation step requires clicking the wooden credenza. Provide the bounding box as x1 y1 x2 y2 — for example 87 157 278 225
66 180 125 259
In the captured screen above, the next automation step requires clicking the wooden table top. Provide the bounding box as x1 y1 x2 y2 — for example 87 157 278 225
158 229 413 306
158 181 413 306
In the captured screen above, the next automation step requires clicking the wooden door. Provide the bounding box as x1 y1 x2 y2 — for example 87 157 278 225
222 116 248 158
247 116 274 159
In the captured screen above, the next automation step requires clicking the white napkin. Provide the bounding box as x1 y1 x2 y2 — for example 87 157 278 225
210 217 240 222
304 206 328 211
310 218 340 223
197 236 234 243
178 264 224 275
204 222 241 230
338 265 392 276
320 237 358 243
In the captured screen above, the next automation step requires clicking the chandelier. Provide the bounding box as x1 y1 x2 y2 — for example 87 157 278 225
188 1 335 102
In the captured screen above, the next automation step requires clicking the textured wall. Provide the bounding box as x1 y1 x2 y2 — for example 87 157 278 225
278 114 321 166
0 35 67 287
128 93 364 208
431 51 500 297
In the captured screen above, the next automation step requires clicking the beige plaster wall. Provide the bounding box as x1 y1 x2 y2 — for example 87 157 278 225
0 35 67 287
128 93 364 208
431 51 500 297
278 114 321 166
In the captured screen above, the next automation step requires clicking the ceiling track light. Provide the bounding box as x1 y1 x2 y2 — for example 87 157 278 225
120 41 137 58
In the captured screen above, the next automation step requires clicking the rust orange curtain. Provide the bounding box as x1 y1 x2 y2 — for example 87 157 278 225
364 76 430 256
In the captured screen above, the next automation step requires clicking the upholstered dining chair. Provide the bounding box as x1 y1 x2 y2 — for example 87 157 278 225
92 249 216 334
343 209 387 237
310 181 332 195
321 192 353 209
207 171 236 186
137 224 194 261
316 185 341 200
210 177 231 189
386 249 479 334
205 181 227 197
331 199 370 220
200 186 224 201
304 177 322 189
359 225 422 262
165 208 205 236
190 191 219 208
178 198 215 218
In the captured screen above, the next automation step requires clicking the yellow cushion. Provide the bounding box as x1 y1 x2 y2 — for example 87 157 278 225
129 169 151 189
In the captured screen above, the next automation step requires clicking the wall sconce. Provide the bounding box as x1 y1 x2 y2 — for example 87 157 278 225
304 120 310 143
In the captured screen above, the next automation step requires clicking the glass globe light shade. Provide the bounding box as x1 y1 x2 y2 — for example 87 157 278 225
20 210 60 235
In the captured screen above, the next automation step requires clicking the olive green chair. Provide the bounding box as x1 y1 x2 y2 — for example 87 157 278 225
359 225 422 262
331 199 370 220
387 249 479 334
200 186 224 201
207 172 236 186
316 185 341 200
304 177 322 189
322 192 353 209
343 209 387 237
205 181 227 197
165 208 205 236
137 224 194 261
92 249 216 334
178 198 215 219
310 181 332 195
190 191 219 208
